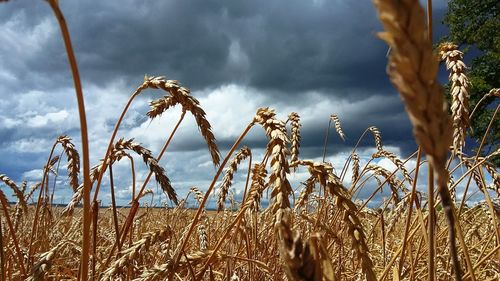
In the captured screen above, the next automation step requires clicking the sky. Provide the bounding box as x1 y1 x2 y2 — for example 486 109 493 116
1 0 487 208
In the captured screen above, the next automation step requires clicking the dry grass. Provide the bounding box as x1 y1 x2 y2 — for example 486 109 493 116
0 0 499 280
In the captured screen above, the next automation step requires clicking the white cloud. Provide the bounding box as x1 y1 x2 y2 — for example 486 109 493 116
22 169 44 180
0 12 55 57
28 110 70 128
8 137 52 153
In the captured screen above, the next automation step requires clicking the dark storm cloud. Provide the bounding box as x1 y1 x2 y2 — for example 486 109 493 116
0 0 453 204
1 0 394 96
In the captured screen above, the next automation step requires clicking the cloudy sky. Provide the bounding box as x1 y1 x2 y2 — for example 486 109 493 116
2 0 480 208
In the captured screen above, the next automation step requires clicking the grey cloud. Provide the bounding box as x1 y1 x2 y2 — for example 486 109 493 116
1 0 394 95
0 0 451 205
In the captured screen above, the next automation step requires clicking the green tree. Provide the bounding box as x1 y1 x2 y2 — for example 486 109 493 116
443 0 499 167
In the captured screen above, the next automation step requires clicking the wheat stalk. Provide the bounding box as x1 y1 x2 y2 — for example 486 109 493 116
438 42 470 152
330 114 346 141
56 135 80 192
147 77 221 167
366 164 402 204
372 150 413 187
288 112 302 164
217 146 251 211
470 88 500 120
253 108 293 226
351 153 361 186
115 138 178 205
368 126 383 151
373 0 460 279
0 174 28 213
243 163 267 212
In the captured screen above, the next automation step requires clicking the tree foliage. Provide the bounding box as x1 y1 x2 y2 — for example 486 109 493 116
443 0 499 166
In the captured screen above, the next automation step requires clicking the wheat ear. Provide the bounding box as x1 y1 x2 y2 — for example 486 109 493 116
62 184 84 217
351 153 360 185
217 146 251 211
373 0 460 279
26 241 69 281
368 126 383 151
0 174 27 213
288 112 301 164
253 108 293 226
56 135 80 192
438 42 470 152
102 226 172 279
330 114 346 141
294 176 317 211
243 163 268 212
366 164 402 204
147 77 221 167
373 150 413 187
115 138 178 205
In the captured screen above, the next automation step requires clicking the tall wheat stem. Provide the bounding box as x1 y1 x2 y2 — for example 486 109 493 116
428 166 436 281
322 118 332 162
398 148 422 276
0 216 4 281
108 165 121 250
28 143 57 261
46 2 92 279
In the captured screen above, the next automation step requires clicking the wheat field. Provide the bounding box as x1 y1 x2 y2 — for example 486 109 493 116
0 0 499 280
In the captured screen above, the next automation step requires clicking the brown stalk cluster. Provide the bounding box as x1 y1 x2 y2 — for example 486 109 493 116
293 160 376 281
3 0 499 280
278 219 335 281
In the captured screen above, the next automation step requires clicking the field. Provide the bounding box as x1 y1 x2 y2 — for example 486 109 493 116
0 0 499 280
